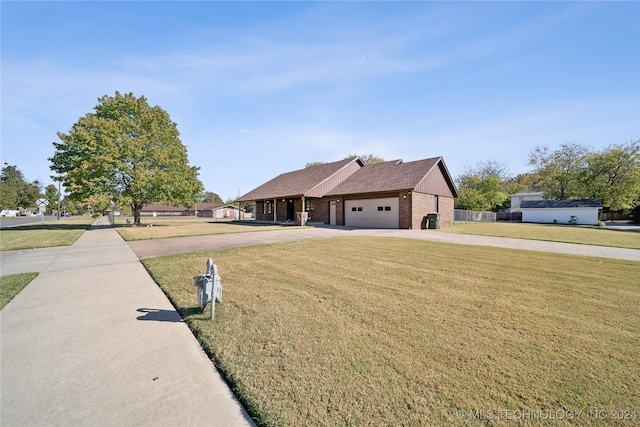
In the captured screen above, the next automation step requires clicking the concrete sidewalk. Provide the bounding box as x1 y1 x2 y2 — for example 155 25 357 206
1 217 254 427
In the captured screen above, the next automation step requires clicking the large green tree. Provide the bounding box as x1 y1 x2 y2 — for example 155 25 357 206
528 140 640 211
201 191 223 204
0 164 42 209
44 184 59 215
581 140 640 211
455 160 510 211
50 92 203 225
528 142 590 200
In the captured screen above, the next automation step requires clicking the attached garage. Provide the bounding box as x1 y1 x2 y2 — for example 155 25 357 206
345 197 399 228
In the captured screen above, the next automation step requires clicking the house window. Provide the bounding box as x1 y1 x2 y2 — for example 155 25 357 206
264 201 273 214
306 199 315 211
352 207 357 212
378 206 383 211
358 207 363 212
385 206 391 211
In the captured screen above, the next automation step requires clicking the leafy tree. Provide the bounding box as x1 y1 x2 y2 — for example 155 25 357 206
528 142 590 200
458 159 510 181
528 140 640 211
201 191 223 204
305 161 328 168
306 154 385 168
0 164 42 209
49 92 203 225
501 173 540 207
456 175 509 211
60 196 83 216
345 153 385 165
455 160 510 211
581 140 640 211
239 201 254 214
44 184 59 215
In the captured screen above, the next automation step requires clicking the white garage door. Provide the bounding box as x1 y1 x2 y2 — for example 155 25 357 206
345 197 399 228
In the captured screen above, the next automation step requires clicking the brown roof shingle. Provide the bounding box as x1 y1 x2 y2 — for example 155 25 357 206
237 157 362 201
326 157 442 196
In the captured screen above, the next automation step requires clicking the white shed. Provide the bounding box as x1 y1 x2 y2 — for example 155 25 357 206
521 199 602 225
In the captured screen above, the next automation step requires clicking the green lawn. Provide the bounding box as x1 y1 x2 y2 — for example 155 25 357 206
442 222 640 249
115 217 295 241
0 272 38 309
0 217 94 251
143 237 640 426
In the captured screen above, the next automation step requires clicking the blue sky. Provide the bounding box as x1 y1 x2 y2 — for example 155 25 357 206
2 1 638 201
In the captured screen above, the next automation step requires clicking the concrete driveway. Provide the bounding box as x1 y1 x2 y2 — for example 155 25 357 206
127 225 640 262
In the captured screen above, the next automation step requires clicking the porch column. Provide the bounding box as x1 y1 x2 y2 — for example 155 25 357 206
302 195 306 212
273 198 277 223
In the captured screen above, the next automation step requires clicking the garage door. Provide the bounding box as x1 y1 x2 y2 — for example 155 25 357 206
345 197 399 228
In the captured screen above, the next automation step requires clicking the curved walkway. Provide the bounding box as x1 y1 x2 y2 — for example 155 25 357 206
127 225 640 262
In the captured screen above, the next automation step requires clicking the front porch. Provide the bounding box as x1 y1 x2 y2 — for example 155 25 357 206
254 197 324 225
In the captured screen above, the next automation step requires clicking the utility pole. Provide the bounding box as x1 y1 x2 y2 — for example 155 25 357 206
57 178 61 220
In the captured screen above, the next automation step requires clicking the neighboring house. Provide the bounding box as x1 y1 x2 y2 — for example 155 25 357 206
140 204 187 216
140 203 245 219
237 156 458 229
520 199 603 225
509 191 544 212
193 203 245 220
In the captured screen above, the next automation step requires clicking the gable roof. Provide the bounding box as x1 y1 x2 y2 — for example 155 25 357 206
326 157 459 198
194 203 243 211
511 191 544 197
237 157 363 201
521 199 602 209
141 204 186 212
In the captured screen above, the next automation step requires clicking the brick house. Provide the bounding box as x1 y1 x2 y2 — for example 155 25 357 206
140 203 187 216
237 156 458 229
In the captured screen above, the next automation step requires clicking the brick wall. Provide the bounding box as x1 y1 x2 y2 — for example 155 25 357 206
256 193 455 227
410 192 454 228
399 191 413 229
310 198 329 223
255 201 267 221
438 196 455 227
411 192 436 229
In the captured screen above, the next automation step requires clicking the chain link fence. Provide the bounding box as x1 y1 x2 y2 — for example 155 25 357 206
454 209 497 223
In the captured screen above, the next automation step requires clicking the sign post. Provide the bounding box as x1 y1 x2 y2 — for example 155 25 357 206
36 198 49 224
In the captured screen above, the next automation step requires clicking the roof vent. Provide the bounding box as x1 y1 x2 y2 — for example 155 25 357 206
395 160 403 165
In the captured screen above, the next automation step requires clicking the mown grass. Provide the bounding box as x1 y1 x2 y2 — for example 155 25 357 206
0 217 94 251
0 272 38 309
143 237 640 426
442 222 640 249
115 217 294 241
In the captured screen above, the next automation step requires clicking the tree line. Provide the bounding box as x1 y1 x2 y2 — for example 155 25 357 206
7 91 637 224
455 140 640 213
0 161 249 217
